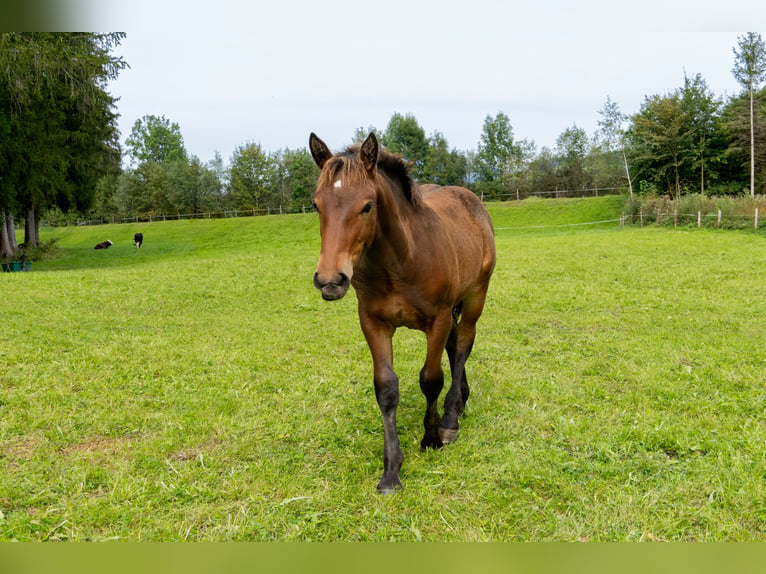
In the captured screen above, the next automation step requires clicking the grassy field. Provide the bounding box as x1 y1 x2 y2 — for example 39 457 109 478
2 195 766 541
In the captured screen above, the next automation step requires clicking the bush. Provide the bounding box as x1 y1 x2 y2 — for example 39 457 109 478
19 238 62 262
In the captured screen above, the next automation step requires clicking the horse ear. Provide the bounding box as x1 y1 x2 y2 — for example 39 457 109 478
360 132 378 174
309 133 333 169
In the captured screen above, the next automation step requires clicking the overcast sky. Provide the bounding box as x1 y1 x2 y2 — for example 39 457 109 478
84 0 766 164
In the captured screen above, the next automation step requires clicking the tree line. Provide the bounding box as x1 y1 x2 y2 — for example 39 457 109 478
2 33 766 257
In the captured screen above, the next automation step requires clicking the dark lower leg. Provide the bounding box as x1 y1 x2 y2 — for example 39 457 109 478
375 375 402 493
419 366 444 450
420 313 453 450
441 338 474 441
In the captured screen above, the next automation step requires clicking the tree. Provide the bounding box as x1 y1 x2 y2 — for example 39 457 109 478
282 148 319 211
228 142 272 210
680 73 722 194
628 92 691 197
526 147 561 194
380 113 428 179
125 114 188 166
732 33 766 196
0 33 127 252
475 111 518 198
626 75 727 197
721 89 766 194
503 138 537 197
114 114 230 217
596 96 628 152
555 124 590 191
192 157 225 213
353 125 381 144
90 174 120 221
596 96 633 196
422 132 467 186
266 149 289 210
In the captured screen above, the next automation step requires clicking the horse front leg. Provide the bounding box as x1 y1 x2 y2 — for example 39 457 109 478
360 314 402 494
375 366 402 493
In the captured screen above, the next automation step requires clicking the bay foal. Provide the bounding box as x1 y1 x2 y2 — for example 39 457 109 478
310 133 496 493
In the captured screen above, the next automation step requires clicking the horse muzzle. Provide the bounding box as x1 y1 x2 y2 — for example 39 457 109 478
313 271 350 301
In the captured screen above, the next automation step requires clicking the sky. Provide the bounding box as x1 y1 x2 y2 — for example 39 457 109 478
79 0 766 164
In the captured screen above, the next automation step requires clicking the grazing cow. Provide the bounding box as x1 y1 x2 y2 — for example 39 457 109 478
94 240 113 250
134 232 143 248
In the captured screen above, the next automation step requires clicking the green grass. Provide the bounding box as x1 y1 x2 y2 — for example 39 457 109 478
490 195 624 230
2 197 766 540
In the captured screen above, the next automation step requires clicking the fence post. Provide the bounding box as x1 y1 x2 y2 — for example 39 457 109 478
698 210 701 228
717 209 722 227
756 208 759 231
673 210 677 228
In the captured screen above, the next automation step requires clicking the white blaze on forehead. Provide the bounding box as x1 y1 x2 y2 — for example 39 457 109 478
333 179 342 189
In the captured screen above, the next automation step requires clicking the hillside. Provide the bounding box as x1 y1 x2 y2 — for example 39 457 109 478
31 196 625 271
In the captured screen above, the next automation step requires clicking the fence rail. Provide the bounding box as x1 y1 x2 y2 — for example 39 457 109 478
41 187 626 228
44 206 295 228
486 187 623 202
622 207 764 230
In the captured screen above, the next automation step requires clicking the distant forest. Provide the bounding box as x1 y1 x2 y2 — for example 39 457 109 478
2 32 765 253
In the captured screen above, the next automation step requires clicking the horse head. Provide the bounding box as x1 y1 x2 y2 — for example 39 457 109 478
309 132 379 301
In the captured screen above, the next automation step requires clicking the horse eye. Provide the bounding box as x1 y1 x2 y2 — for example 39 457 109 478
360 202 374 215
312 201 319 213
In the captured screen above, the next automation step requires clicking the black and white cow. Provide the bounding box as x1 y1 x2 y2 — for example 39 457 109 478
94 240 113 250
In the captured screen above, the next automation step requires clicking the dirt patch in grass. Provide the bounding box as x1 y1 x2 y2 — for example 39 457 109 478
1 433 46 468
59 435 137 458
169 439 224 463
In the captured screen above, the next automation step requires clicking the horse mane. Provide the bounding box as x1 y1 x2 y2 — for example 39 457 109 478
317 144 421 206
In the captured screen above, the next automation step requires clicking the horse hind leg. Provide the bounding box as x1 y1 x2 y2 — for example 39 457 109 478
419 365 444 451
440 300 481 444
447 303 470 406
419 311 453 450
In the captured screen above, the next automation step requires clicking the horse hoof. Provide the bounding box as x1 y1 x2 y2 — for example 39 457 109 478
420 436 444 450
377 481 402 495
439 428 459 444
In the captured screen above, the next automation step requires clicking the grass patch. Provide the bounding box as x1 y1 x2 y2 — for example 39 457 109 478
2 197 766 540
490 195 624 230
